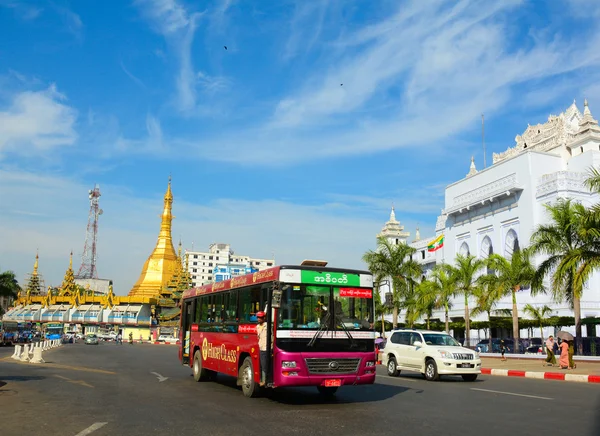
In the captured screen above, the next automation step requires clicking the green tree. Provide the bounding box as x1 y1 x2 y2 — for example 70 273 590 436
418 264 455 333
472 273 505 351
530 199 588 350
448 255 486 346
523 304 553 345
0 270 20 298
566 167 600 297
485 248 543 348
363 236 420 328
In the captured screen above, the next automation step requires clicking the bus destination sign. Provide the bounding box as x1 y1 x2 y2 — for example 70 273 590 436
300 271 360 286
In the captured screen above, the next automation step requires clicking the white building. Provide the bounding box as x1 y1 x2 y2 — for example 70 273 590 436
186 243 275 286
378 99 600 341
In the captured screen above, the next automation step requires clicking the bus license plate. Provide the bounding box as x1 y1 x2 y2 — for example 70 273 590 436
324 379 341 387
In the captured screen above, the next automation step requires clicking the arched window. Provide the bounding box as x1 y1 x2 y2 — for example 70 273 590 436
504 229 519 260
480 236 493 259
459 242 470 256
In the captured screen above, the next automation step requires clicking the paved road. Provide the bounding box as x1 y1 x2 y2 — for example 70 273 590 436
1 344 598 436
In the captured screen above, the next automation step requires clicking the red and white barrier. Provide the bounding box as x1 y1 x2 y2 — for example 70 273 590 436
481 368 600 383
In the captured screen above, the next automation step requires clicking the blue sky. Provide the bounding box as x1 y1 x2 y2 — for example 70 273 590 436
1 0 600 294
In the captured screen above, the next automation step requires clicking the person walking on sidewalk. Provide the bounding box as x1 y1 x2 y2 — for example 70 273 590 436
500 340 507 361
558 338 569 369
568 340 576 369
545 336 556 366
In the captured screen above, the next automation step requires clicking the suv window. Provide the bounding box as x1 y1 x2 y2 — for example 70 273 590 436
390 332 401 344
398 332 411 345
410 332 422 345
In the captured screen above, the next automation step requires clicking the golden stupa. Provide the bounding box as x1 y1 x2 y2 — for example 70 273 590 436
129 178 179 298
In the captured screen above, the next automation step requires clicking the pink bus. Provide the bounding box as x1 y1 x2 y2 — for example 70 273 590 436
179 262 376 397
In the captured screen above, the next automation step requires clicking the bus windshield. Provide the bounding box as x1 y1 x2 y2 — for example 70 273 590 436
277 284 373 331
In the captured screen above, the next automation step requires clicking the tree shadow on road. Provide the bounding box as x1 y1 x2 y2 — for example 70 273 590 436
0 376 46 382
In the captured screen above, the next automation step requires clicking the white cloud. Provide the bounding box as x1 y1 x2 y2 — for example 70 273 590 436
283 0 330 61
0 84 77 157
0 169 426 294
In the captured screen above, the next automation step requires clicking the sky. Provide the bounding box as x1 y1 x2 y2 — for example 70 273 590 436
1 0 600 295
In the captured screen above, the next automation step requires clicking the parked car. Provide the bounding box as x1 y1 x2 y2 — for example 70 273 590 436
158 334 177 342
475 338 524 353
382 329 481 381
84 334 99 345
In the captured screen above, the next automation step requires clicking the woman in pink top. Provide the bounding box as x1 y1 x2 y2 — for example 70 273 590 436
558 339 569 369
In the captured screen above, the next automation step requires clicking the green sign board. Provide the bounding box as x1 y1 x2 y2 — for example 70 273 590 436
301 270 360 286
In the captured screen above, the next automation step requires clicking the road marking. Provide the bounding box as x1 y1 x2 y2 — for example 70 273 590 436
470 388 553 400
75 422 108 436
54 374 94 388
150 371 169 382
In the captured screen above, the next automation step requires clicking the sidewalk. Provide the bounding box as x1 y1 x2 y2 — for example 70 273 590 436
481 356 600 383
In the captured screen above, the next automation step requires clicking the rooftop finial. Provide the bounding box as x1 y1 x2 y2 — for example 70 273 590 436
467 156 478 177
390 205 396 222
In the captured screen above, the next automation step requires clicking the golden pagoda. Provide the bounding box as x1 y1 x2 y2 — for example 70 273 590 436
129 177 179 298
60 251 79 296
24 252 44 296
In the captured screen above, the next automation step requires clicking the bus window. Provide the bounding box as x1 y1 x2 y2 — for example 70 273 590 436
239 286 261 322
222 291 238 322
277 285 330 329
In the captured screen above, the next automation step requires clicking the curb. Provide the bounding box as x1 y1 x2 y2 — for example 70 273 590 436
481 368 600 383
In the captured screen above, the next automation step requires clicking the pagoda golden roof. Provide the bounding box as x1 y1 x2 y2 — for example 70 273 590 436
128 177 179 298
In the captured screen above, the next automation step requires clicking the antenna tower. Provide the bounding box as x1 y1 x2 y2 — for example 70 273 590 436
76 184 103 279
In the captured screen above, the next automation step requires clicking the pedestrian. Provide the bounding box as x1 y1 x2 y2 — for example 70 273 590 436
500 339 507 361
256 311 268 387
559 338 569 369
116 333 122 344
568 340 576 369
544 335 556 366
129 332 133 345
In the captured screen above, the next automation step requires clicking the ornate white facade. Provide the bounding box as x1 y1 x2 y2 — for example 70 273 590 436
378 100 600 339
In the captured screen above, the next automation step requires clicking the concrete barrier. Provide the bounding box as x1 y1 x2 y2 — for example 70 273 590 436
11 344 23 360
19 345 30 362
29 347 45 364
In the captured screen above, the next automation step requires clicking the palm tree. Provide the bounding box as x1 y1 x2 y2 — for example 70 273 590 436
373 278 391 337
472 274 505 352
418 264 455 333
363 236 420 328
449 255 485 347
530 199 587 350
0 271 21 316
485 248 543 349
410 280 437 330
567 167 600 295
523 304 553 345
0 270 20 298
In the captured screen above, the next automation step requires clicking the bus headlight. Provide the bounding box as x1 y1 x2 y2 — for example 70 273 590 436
282 361 297 368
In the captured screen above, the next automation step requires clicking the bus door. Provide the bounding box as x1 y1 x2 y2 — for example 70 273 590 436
181 299 194 365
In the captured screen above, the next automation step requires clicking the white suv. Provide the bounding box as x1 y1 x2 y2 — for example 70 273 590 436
382 329 481 381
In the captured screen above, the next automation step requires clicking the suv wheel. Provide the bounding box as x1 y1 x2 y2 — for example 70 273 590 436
424 359 439 381
387 356 399 377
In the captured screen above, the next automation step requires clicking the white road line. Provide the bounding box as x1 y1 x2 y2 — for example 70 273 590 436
470 388 553 400
75 422 108 436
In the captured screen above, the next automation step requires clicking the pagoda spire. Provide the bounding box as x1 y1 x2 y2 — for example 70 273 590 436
25 252 43 295
467 156 478 177
61 251 78 296
129 177 179 298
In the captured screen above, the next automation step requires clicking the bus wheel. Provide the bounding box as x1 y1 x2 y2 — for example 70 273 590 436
240 357 260 398
317 386 338 398
193 350 208 382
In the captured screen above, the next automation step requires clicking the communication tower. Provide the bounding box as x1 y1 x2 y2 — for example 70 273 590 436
76 184 103 279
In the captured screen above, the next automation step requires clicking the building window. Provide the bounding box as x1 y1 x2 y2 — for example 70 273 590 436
209 263 213 267
208 269 212 273
208 276 212 281
193 262 197 266
209 256 213 260
421 250 425 259
193 268 197 272
267 263 273 266
193 255 198 259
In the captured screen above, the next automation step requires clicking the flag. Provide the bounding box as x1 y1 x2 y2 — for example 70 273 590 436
427 234 444 252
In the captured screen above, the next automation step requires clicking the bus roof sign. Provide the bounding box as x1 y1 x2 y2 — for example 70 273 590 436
300 259 328 267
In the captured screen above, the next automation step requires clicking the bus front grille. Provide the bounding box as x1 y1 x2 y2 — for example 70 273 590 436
304 358 361 374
